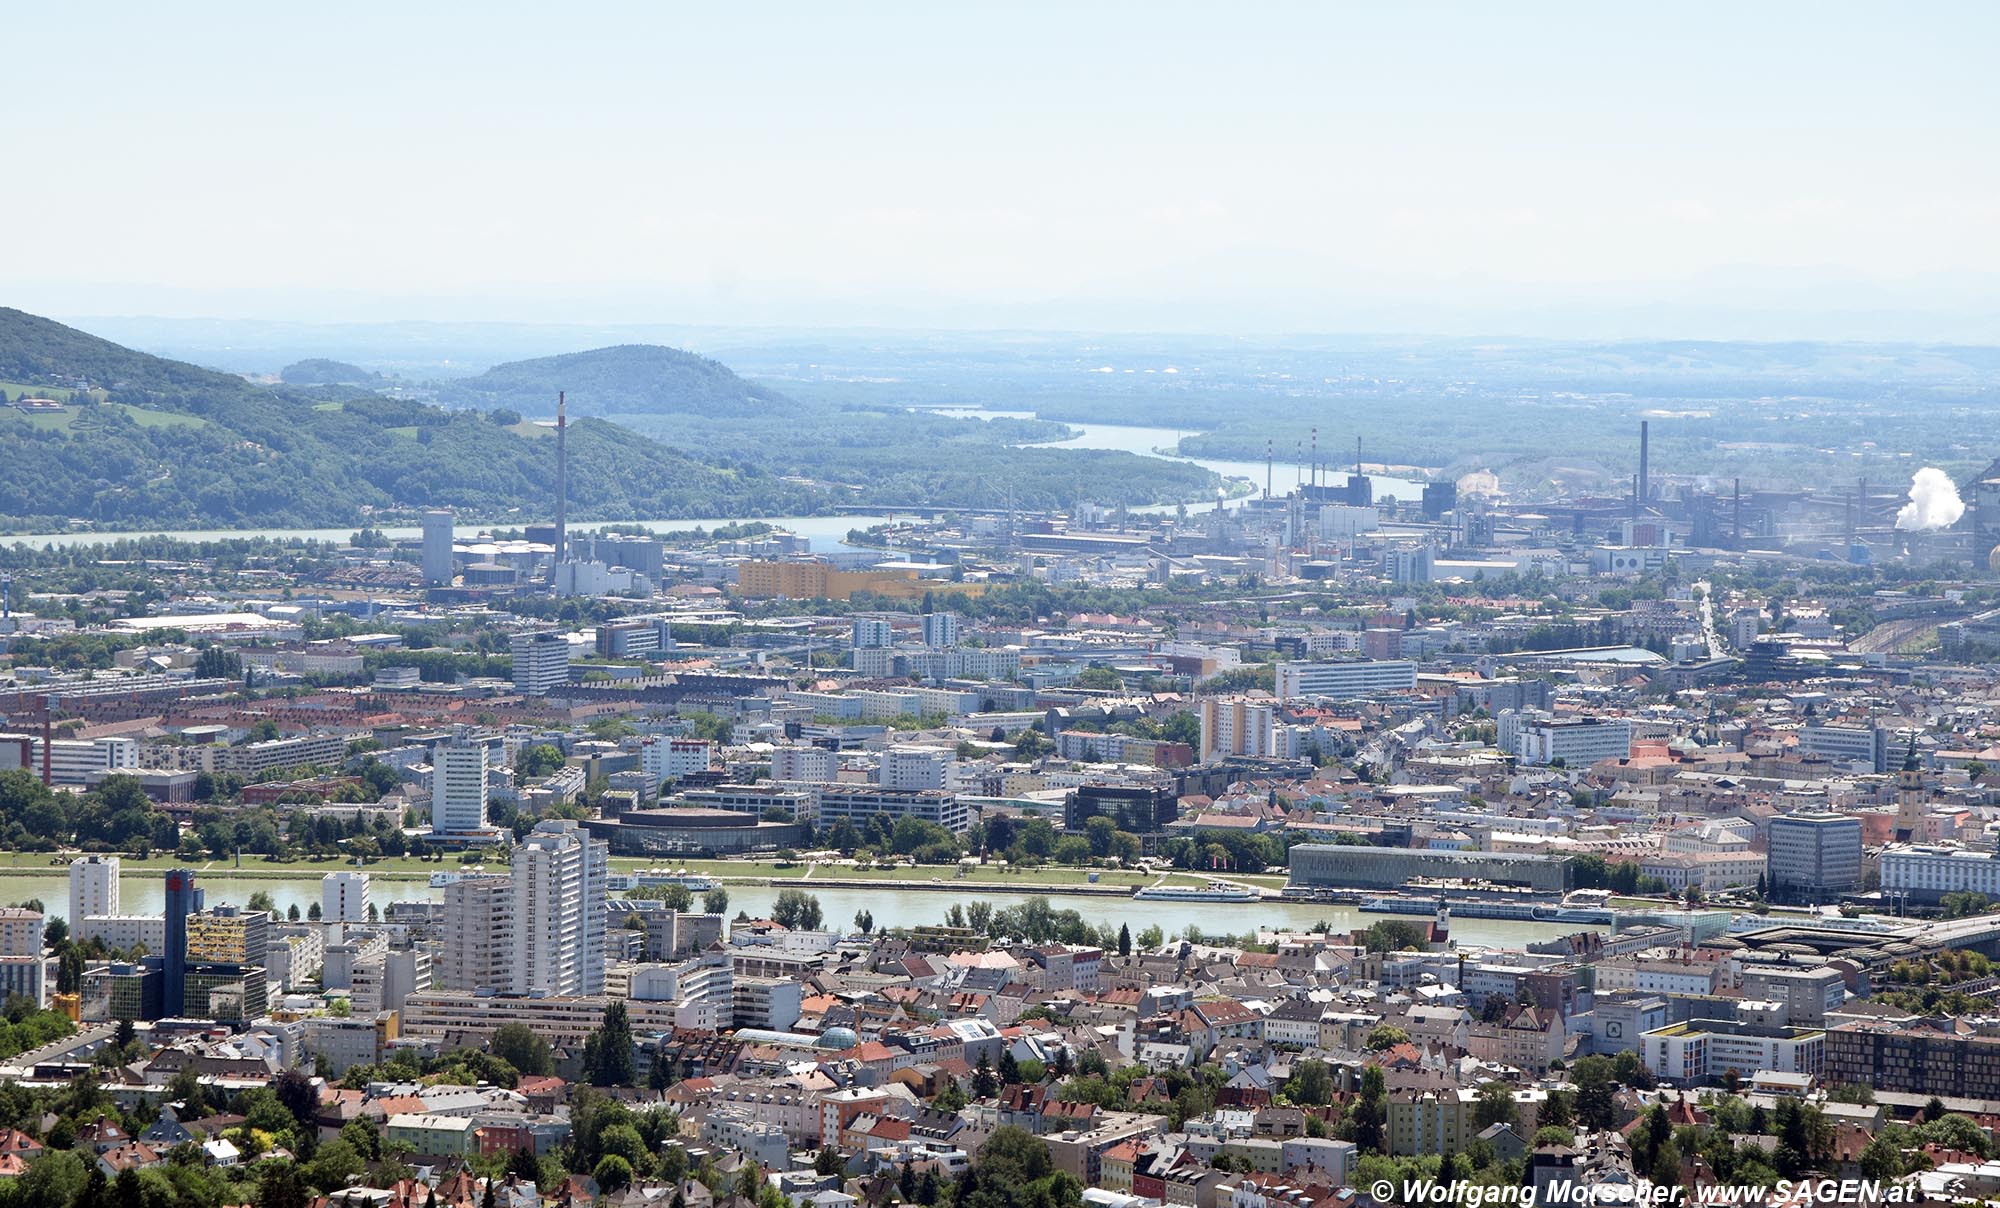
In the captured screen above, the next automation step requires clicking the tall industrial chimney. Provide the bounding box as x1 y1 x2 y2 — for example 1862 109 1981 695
1638 420 1650 511
554 391 568 575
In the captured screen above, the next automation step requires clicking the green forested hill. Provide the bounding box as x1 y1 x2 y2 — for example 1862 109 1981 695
280 358 383 385
0 310 817 531
0 310 1220 531
436 343 798 418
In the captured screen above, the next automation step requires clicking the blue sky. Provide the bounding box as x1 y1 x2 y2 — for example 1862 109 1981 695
8 3 1998 338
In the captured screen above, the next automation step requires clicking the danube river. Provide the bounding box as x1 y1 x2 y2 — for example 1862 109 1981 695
6 868 1593 950
2 418 1431 550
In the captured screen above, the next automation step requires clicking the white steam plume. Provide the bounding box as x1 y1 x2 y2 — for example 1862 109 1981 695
1894 467 1965 531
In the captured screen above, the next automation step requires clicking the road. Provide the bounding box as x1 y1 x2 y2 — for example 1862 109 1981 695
1694 580 1724 659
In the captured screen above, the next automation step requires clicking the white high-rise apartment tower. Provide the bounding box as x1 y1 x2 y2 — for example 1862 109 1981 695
920 612 959 648
510 631 571 696
430 738 492 837
68 855 119 931
1199 697 1280 761
321 871 371 923
437 875 514 993
509 819 607 996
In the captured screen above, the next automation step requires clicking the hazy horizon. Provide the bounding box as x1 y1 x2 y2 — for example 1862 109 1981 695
11 3 1999 343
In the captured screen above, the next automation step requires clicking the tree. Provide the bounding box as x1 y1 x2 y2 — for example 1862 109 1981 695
1117 923 1131 957
275 1068 318 1130
1364 1024 1410 1051
509 1146 543 1184
1859 1131 1907 1182
703 888 729 915
1472 1081 1518 1131
259 1163 311 1208
57 946 85 995
1351 1065 1387 1153
584 1001 638 1087
594 1156 635 1194
166 1066 208 1118
11 1149 88 1208
1285 1059 1333 1107
515 744 566 780
1610 1049 1649 1088
998 1049 1022 1085
854 909 875 935
302 1138 366 1193
772 888 823 930
1138 924 1163 950
1012 729 1052 759
1916 1112 1989 1159
493 1022 555 1077
816 1147 845 1176
1437 1149 1466 1188
1537 1089 1574 1132
247 890 278 915
1357 920 1430 953
341 1115 383 1162
1941 891 1991 920
1572 1056 1619 1131
979 1125 1056 1184
972 1054 998 1098
598 1122 651 1170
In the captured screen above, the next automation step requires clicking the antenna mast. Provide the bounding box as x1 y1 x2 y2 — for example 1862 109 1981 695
552 391 568 585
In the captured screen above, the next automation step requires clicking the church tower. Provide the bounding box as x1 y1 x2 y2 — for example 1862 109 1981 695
1892 737 1928 843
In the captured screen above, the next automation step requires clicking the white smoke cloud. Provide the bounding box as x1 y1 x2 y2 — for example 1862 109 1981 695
1894 467 1966 531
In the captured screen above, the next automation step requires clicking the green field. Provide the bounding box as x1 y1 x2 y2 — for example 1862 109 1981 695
0 395 207 433
0 381 75 402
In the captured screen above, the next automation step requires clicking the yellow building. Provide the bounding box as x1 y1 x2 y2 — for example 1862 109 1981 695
734 560 989 602
185 908 269 966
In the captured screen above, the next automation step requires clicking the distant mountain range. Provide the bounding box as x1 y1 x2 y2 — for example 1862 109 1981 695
0 309 820 532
